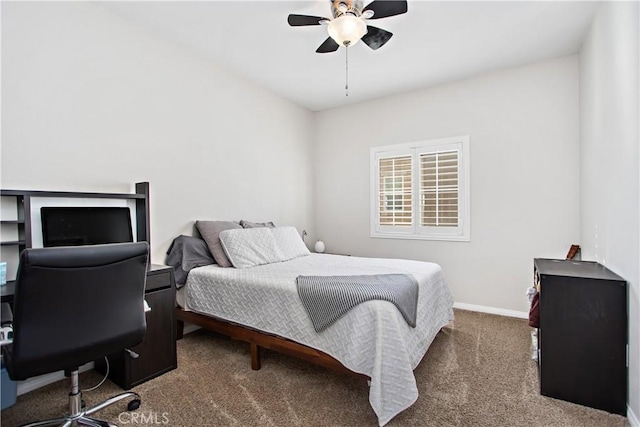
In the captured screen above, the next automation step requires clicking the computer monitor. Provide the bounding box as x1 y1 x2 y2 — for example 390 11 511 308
41 206 133 247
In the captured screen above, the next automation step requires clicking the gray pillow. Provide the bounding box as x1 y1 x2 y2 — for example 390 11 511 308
240 220 276 228
195 220 242 267
165 235 215 287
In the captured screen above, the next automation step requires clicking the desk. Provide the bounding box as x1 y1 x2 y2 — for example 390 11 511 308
2 264 177 390
100 264 177 389
1 283 16 304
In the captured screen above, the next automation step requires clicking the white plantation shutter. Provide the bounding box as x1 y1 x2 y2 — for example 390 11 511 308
378 155 412 227
420 150 459 227
371 136 470 241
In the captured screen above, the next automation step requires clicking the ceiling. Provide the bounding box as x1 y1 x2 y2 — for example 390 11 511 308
99 1 599 111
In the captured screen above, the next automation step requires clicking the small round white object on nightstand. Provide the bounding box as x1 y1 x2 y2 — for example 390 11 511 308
314 240 325 253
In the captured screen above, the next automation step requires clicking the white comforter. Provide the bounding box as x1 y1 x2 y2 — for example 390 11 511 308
182 253 454 426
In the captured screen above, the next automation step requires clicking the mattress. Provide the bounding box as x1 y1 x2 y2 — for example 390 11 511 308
182 253 454 426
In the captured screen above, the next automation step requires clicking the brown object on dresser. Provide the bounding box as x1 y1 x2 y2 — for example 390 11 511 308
565 244 580 260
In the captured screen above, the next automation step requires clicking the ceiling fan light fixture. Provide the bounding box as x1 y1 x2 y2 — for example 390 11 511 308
327 15 367 47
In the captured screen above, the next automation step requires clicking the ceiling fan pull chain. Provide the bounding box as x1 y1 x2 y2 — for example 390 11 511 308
345 45 349 97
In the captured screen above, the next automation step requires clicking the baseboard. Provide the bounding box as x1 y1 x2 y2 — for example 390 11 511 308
17 362 94 396
629 406 640 427
453 302 528 319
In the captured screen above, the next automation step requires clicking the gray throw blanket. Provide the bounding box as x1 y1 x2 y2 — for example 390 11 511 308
296 274 419 332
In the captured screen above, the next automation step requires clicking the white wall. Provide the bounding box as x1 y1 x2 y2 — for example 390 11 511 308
1 2 315 263
3 0 636 417
314 56 580 314
579 1 639 420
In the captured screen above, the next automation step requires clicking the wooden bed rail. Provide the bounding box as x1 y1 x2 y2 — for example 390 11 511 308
175 308 368 379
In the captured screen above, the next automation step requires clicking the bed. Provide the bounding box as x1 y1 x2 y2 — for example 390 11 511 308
174 234 454 426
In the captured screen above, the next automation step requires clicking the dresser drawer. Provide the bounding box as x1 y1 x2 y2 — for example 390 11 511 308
145 267 173 292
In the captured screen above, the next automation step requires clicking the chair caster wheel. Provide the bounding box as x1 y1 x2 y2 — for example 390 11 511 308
127 399 141 411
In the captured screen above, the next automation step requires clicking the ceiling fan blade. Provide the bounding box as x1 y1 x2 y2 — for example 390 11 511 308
362 1 408 19
361 26 393 50
288 14 328 26
316 37 340 53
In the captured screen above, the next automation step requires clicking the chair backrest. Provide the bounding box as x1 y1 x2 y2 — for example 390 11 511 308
6 242 149 380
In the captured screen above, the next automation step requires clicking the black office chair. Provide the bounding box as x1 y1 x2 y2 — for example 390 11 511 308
2 242 149 427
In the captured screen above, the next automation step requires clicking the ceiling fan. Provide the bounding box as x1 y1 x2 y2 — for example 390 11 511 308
288 0 408 53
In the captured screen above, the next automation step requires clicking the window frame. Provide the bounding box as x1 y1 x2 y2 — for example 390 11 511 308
370 135 470 242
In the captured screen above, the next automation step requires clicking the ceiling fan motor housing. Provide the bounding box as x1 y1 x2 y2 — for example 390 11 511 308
331 0 364 18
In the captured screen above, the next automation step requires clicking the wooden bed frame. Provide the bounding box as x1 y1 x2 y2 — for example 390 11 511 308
175 307 369 379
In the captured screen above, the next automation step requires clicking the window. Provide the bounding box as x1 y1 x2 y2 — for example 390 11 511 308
383 176 406 212
370 135 470 241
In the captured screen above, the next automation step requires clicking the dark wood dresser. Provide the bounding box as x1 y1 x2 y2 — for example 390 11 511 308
534 258 627 415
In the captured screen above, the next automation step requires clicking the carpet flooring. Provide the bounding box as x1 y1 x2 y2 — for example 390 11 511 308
1 309 630 426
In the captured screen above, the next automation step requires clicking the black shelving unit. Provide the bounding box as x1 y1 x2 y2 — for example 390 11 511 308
1 185 148 251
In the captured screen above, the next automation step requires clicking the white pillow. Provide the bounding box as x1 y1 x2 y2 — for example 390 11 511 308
271 226 310 261
219 228 286 269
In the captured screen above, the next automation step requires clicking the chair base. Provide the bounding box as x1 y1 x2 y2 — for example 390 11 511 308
18 370 140 427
